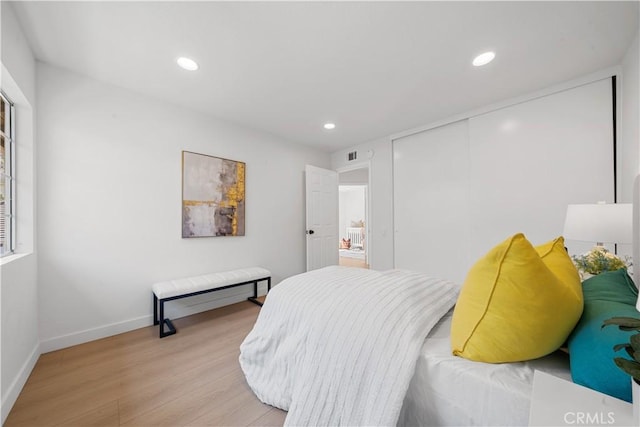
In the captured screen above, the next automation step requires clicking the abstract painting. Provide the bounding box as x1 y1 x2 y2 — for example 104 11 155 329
182 151 245 237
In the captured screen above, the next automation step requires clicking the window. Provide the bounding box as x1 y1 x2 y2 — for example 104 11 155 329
1 92 15 256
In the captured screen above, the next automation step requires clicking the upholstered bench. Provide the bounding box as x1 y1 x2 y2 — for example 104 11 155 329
152 267 271 338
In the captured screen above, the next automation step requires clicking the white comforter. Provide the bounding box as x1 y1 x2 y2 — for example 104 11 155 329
239 266 459 426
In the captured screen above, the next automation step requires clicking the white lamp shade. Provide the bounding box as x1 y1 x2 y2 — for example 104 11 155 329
563 203 632 245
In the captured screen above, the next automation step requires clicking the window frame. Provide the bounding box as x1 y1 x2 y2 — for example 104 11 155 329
1 91 16 257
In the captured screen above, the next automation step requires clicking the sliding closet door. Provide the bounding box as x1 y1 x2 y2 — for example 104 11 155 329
468 79 613 260
393 120 470 284
393 78 614 283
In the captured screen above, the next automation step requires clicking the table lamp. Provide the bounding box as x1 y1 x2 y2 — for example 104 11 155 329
563 202 632 247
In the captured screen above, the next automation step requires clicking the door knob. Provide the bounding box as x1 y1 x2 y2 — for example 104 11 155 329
306 230 315 235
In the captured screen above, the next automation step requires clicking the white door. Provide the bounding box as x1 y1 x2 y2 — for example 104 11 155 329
305 165 339 271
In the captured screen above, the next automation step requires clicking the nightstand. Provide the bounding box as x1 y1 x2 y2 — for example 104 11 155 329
529 371 634 426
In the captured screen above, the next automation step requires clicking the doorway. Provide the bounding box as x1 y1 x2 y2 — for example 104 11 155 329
338 167 369 269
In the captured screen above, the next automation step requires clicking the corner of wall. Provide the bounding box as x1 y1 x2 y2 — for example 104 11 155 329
1 342 39 425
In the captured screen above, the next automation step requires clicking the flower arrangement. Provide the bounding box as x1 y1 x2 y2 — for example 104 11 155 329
572 246 631 276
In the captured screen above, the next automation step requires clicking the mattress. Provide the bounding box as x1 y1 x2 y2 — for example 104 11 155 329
398 310 571 426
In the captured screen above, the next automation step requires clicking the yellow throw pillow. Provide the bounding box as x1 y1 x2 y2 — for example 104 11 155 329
451 234 583 363
535 236 582 301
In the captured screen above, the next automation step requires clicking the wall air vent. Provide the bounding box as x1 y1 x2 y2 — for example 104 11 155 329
348 151 357 161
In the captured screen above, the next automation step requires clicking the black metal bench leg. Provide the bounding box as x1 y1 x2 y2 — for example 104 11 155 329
159 299 176 338
248 278 269 307
153 294 159 325
248 280 262 306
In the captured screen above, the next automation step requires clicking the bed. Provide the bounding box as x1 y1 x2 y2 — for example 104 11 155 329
239 177 640 426
239 267 459 426
398 310 571 426
239 266 574 426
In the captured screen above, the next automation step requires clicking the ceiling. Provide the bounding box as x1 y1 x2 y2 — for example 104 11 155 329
10 1 639 152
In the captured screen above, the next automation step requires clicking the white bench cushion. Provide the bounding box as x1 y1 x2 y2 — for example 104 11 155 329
152 267 271 300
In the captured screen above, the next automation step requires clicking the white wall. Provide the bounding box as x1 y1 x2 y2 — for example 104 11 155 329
36 63 330 351
619 30 640 203
339 168 368 185
332 139 394 271
0 2 39 423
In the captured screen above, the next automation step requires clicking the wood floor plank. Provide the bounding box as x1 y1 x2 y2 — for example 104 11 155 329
120 368 246 426
54 400 120 427
5 301 284 427
248 408 288 427
116 349 241 423
7 375 121 426
185 382 272 427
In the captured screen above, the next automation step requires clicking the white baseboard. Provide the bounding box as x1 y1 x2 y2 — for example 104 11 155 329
39 314 154 353
39 288 263 353
1 342 40 425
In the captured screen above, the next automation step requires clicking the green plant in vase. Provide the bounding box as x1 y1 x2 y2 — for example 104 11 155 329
573 247 631 278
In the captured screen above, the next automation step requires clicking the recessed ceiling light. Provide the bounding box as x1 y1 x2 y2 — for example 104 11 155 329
472 51 496 67
177 57 199 71
324 123 336 130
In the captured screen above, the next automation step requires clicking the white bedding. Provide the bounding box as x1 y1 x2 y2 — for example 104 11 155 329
398 311 571 426
239 266 459 426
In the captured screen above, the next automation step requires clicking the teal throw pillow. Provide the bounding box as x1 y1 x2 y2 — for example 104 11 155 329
567 269 638 402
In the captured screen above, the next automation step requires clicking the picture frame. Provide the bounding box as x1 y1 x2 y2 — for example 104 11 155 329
182 151 245 237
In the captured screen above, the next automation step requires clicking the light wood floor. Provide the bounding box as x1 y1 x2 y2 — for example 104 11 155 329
338 256 368 269
5 300 286 427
